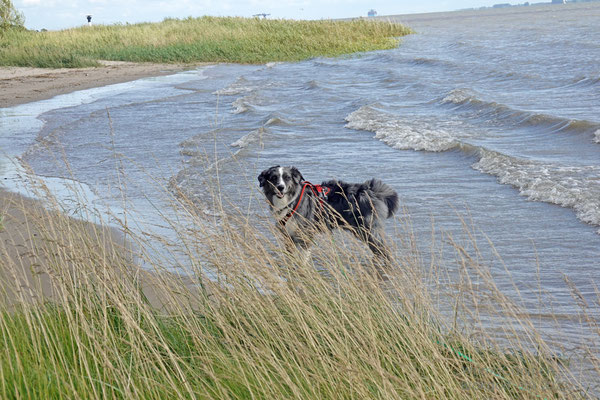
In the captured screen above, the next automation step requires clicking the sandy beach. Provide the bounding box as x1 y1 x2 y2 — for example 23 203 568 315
0 61 206 308
0 60 204 108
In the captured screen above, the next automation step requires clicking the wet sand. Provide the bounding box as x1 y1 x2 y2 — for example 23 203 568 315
0 186 206 311
0 60 207 108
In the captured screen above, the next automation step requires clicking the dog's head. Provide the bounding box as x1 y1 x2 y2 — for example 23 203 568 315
258 166 304 204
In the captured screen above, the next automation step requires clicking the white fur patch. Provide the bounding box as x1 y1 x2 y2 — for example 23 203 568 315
277 166 286 193
271 195 292 218
283 218 300 237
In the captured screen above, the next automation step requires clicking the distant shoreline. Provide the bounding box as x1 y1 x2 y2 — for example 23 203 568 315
372 0 595 23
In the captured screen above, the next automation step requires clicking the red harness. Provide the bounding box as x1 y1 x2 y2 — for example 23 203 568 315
279 181 330 226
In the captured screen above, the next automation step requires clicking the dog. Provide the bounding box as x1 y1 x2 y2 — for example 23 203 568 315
258 165 399 265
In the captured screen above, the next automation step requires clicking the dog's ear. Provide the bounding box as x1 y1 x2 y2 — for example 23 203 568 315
258 169 268 187
290 167 304 183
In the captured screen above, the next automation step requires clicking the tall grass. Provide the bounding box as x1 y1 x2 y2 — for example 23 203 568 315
0 166 597 399
0 17 413 68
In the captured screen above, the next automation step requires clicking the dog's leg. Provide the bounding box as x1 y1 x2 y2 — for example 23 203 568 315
281 229 315 268
355 228 395 272
280 234 314 297
282 240 311 264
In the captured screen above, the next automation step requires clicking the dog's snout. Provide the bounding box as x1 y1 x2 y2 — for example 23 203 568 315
277 185 285 192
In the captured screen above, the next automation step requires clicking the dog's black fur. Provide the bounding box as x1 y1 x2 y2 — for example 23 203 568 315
258 165 399 263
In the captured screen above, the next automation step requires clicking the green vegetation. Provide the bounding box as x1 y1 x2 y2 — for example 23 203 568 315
0 173 592 399
0 16 413 68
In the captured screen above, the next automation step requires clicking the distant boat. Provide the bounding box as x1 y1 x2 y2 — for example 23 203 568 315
368 9 377 17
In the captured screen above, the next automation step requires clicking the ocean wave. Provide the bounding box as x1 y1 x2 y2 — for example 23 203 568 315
311 60 346 69
440 88 600 136
265 62 283 68
230 127 265 149
214 73 280 97
303 80 321 90
346 103 600 233
569 75 600 88
213 77 255 96
472 148 600 233
264 116 292 127
232 96 252 114
410 57 457 69
180 129 218 149
345 105 458 152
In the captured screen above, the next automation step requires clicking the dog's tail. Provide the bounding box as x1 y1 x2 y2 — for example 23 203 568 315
367 179 399 219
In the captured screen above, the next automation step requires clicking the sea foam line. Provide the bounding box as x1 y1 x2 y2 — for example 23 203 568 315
345 104 600 234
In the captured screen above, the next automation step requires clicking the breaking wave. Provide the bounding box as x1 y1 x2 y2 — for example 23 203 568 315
346 104 600 233
230 127 265 149
440 88 600 137
345 104 459 152
214 74 279 97
569 75 600 88
229 117 287 149
473 149 600 233
232 96 253 114
213 77 255 96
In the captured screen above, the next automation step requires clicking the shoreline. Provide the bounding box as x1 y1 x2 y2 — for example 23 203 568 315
0 61 207 308
0 189 204 310
0 60 209 108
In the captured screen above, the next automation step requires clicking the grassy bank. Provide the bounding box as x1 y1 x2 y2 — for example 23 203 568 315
0 175 594 399
0 17 412 68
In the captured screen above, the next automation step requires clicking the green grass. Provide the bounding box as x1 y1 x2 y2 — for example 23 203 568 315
0 297 564 399
0 16 413 68
0 174 591 399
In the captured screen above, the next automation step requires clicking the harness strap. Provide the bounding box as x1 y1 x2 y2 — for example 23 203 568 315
279 181 330 226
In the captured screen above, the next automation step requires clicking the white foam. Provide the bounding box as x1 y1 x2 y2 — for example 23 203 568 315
213 77 255 96
265 62 283 68
345 105 458 152
594 129 600 144
232 97 249 114
473 149 600 233
231 128 264 149
441 88 475 104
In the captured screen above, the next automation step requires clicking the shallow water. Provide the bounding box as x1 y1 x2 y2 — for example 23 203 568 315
1 1 599 377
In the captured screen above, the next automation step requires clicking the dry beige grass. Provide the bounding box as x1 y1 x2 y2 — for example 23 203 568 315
0 167 597 399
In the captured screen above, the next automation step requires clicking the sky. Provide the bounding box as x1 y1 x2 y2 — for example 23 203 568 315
15 0 506 31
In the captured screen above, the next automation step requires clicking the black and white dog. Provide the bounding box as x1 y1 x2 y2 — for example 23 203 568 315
258 166 399 264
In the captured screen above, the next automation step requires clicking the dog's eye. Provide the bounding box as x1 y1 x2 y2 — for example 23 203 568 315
283 174 290 181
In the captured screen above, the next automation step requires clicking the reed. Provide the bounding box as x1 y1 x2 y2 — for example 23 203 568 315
0 17 413 68
0 165 596 399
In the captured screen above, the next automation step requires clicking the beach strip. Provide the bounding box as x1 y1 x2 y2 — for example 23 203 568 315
0 61 207 108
